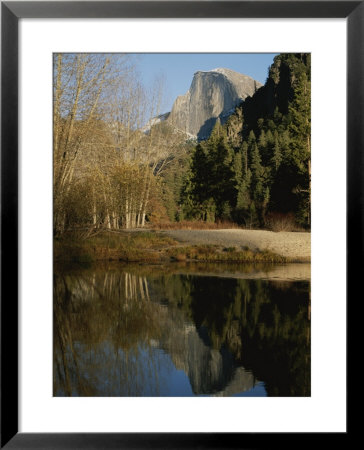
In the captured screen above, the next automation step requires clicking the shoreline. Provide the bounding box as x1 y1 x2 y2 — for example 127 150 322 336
55 260 311 281
54 228 311 264
160 229 311 262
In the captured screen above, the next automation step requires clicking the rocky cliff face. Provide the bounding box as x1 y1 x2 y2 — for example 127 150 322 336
167 68 262 139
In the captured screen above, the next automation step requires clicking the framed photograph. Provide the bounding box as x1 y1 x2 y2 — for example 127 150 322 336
1 1 357 447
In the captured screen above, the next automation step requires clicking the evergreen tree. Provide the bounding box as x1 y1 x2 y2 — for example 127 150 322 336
241 141 248 175
288 70 311 225
272 136 282 171
179 53 311 229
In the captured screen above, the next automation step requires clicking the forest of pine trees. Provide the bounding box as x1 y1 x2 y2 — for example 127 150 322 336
162 53 311 230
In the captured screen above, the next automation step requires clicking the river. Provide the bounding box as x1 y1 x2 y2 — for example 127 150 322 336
53 262 310 397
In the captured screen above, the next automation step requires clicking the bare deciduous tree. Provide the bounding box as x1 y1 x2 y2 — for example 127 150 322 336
54 53 189 235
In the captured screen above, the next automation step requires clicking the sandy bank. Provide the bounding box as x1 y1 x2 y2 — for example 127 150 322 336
160 229 311 261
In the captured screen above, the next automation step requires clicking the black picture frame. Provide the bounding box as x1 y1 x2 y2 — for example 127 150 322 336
1 1 357 448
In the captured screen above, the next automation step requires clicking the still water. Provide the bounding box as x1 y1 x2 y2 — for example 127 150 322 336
54 263 310 397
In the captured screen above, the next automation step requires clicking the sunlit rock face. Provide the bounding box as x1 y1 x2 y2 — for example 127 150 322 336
168 68 262 139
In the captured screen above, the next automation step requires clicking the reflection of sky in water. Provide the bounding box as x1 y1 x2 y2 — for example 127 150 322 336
233 383 267 397
61 341 265 397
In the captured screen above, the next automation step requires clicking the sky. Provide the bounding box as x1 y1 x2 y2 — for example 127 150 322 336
133 53 278 113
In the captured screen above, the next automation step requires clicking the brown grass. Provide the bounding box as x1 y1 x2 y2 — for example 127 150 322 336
54 229 288 264
54 231 178 264
167 244 287 263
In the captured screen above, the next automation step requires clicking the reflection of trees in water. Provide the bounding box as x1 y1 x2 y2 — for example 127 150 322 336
149 274 310 396
54 270 170 396
54 266 310 396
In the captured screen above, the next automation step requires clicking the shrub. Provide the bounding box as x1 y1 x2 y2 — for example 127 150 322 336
265 212 300 232
223 247 236 252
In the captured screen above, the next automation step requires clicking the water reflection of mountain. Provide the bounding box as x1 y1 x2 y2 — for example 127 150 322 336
158 321 257 396
54 264 310 397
